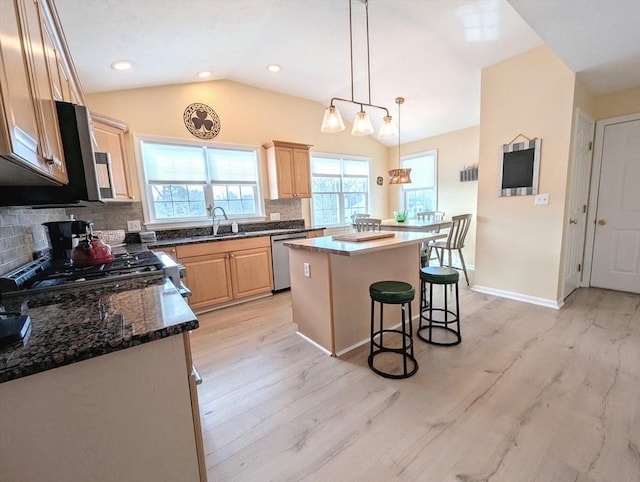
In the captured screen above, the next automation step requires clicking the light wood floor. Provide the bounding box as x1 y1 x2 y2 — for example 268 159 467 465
190 284 640 482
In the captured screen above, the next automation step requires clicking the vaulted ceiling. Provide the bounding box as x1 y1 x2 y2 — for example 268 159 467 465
55 0 640 145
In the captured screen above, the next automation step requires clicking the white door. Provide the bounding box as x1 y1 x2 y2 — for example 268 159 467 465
590 118 640 293
563 109 594 298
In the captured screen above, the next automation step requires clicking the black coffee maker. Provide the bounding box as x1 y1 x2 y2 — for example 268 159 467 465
43 220 90 261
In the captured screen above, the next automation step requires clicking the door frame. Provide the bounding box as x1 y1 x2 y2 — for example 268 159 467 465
582 112 640 287
561 108 594 299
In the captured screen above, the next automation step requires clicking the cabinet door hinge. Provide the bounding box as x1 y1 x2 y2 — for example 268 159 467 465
588 141 593 151
578 264 582 272
583 204 587 213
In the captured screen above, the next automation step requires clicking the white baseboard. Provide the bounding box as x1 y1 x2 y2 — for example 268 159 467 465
471 285 563 310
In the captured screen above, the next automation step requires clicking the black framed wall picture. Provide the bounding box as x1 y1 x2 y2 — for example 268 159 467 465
498 137 541 197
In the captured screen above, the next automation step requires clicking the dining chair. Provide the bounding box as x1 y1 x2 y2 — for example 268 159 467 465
416 211 445 222
355 218 382 232
417 211 446 266
426 213 472 285
351 213 371 223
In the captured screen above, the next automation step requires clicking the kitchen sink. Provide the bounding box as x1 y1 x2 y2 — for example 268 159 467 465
186 232 250 242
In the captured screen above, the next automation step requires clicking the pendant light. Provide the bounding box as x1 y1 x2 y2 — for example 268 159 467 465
388 97 412 185
320 0 397 138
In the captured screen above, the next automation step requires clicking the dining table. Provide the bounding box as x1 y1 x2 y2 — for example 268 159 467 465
380 218 452 232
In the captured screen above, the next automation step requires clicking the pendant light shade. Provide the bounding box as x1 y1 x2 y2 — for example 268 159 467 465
388 97 412 185
351 110 374 136
320 0 395 139
320 105 345 133
378 115 398 138
388 168 412 184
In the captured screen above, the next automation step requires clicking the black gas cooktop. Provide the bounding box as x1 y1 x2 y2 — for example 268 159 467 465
0 251 164 294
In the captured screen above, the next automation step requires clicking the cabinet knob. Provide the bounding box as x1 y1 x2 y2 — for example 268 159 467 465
45 157 62 168
597 219 607 226
569 219 577 224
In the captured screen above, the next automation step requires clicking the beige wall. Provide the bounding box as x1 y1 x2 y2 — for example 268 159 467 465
389 126 479 265
594 85 640 120
475 46 576 304
572 79 597 120
86 80 390 226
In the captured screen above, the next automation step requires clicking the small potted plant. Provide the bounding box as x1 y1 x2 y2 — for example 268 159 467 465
393 210 408 223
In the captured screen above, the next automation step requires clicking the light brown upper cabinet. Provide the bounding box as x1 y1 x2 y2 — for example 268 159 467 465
91 112 135 202
0 0 71 185
264 140 312 199
40 7 81 105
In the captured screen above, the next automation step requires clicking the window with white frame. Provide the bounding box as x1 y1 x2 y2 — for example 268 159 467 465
139 138 261 225
310 154 370 226
402 149 437 217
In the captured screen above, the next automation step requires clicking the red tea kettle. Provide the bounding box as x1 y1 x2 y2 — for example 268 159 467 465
72 224 114 266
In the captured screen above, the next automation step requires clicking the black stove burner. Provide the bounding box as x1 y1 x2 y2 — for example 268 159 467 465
1 251 165 293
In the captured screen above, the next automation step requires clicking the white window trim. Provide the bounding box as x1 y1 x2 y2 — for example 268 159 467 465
399 148 438 215
133 133 266 230
310 150 371 228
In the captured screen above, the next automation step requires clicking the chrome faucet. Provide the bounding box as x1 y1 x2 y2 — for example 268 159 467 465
209 205 228 236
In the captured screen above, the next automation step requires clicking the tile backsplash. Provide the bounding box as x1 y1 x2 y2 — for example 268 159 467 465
264 199 302 220
65 202 145 231
0 199 303 276
0 207 68 275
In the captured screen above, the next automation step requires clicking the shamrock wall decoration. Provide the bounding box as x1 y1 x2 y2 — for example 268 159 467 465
183 103 221 140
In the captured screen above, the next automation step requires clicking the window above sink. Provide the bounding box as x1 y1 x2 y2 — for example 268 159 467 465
136 135 264 227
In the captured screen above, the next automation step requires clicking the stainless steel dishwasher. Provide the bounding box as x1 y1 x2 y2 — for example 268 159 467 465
271 232 307 291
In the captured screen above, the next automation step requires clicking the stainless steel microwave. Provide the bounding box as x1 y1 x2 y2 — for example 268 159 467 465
0 101 114 206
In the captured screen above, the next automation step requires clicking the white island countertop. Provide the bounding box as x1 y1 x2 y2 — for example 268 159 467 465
284 231 446 256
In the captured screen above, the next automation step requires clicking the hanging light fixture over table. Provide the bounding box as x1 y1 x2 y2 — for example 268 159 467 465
388 96 412 184
320 0 397 138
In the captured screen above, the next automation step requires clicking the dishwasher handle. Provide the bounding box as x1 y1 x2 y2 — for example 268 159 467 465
271 232 308 243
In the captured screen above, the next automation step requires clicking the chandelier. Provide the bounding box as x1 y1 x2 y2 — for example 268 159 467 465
388 96 412 184
320 0 397 138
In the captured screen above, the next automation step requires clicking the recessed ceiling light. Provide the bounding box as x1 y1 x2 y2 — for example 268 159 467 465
197 71 212 78
111 60 132 71
267 64 282 73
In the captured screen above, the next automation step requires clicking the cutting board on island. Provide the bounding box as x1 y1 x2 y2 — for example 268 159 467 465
332 232 396 242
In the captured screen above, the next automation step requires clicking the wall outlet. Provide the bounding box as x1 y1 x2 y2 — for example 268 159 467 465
534 194 549 205
270 213 281 221
127 220 142 232
303 262 310 278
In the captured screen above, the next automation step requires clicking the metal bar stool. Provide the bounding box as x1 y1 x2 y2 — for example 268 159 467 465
368 280 418 379
418 267 461 346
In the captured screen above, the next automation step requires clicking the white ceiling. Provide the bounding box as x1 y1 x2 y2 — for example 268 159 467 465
54 0 640 146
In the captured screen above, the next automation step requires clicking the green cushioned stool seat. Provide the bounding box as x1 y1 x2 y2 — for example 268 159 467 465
369 280 415 304
418 266 461 346
368 280 417 379
420 266 460 284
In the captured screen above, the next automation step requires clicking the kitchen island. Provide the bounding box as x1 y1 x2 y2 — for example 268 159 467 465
284 231 446 356
0 278 206 482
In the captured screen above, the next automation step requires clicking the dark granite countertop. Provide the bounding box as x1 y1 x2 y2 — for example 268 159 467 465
0 278 198 384
146 226 326 249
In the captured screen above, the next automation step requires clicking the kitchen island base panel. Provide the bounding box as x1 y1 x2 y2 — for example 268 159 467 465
291 249 334 353
290 244 420 356
0 334 202 482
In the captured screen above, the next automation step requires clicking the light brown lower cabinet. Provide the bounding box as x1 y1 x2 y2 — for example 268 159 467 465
177 236 273 312
306 228 325 239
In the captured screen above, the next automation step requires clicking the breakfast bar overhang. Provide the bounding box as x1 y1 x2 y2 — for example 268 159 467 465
284 231 446 356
